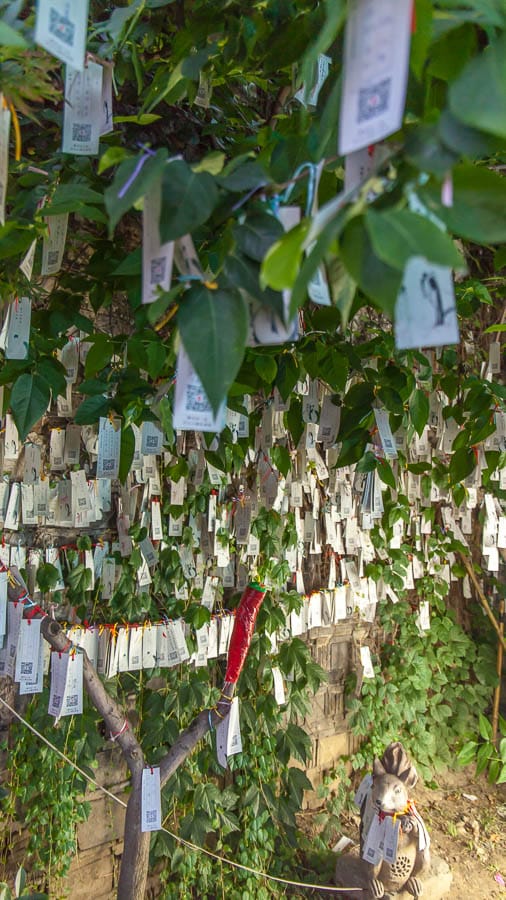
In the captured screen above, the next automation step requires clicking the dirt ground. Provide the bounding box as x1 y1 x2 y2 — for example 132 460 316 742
329 766 506 899
415 766 506 899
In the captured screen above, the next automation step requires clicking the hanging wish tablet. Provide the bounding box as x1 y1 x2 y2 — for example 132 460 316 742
142 179 174 305
35 0 89 71
0 99 10 227
395 258 459 350
173 343 226 432
338 0 412 155
62 62 103 156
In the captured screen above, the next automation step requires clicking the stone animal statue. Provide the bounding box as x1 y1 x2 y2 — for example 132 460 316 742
358 742 430 899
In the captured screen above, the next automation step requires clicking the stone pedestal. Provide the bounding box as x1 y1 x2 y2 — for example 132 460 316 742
333 852 452 900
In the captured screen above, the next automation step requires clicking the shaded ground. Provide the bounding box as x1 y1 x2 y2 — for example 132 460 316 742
305 766 506 899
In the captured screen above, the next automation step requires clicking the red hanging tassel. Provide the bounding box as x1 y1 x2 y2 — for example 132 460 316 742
224 582 267 685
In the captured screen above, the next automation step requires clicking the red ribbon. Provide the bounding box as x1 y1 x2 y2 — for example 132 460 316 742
224 583 267 684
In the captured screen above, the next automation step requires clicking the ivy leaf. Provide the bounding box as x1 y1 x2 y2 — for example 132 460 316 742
105 148 168 234
10 373 51 441
159 160 218 242
449 33 506 139
178 285 249 414
366 209 464 271
409 390 429 436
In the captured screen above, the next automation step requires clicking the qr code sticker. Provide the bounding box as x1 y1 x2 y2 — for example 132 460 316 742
72 123 92 143
47 250 60 267
49 8 75 46
145 810 158 824
102 459 116 472
21 662 33 675
185 384 211 413
52 694 61 707
358 78 391 123
66 694 79 708
78 497 87 508
146 435 158 449
150 257 166 284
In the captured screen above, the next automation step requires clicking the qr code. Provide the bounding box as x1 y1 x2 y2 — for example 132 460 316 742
47 250 59 267
66 694 79 708
145 435 158 449
102 458 116 472
21 662 33 675
185 384 211 413
72 123 92 143
52 694 61 707
49 8 75 46
78 497 87 508
358 78 391 123
150 257 166 284
145 810 158 824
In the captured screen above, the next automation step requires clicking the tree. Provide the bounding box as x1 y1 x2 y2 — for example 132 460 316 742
0 1 505 898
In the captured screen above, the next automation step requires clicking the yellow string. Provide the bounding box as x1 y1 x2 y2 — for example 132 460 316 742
7 101 21 161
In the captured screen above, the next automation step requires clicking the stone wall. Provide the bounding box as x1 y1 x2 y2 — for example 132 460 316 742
1 619 362 897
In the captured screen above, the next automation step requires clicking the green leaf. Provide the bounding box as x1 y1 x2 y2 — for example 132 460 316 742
105 148 168 234
178 285 249 414
409 390 429 436
475 741 492 776
376 457 396 489
260 221 310 290
438 110 504 159
478 713 493 741
10 374 50 441
457 741 478 766
449 34 506 139
270 444 291 477
119 426 135 484
233 213 284 262
146 341 167 379
497 763 506 784
0 21 28 47
85 335 113 378
420 164 506 244
449 447 475 484
340 216 402 317
159 160 218 242
254 355 277 383
36 358 67 399
98 146 129 175
14 866 26 897
74 395 111 425
217 161 269 192
366 209 464 271
43 183 104 216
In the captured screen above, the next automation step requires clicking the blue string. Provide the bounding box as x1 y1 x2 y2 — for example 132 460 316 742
282 162 318 216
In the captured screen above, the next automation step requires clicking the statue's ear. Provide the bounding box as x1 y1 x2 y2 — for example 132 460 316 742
398 766 418 791
373 758 386 778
